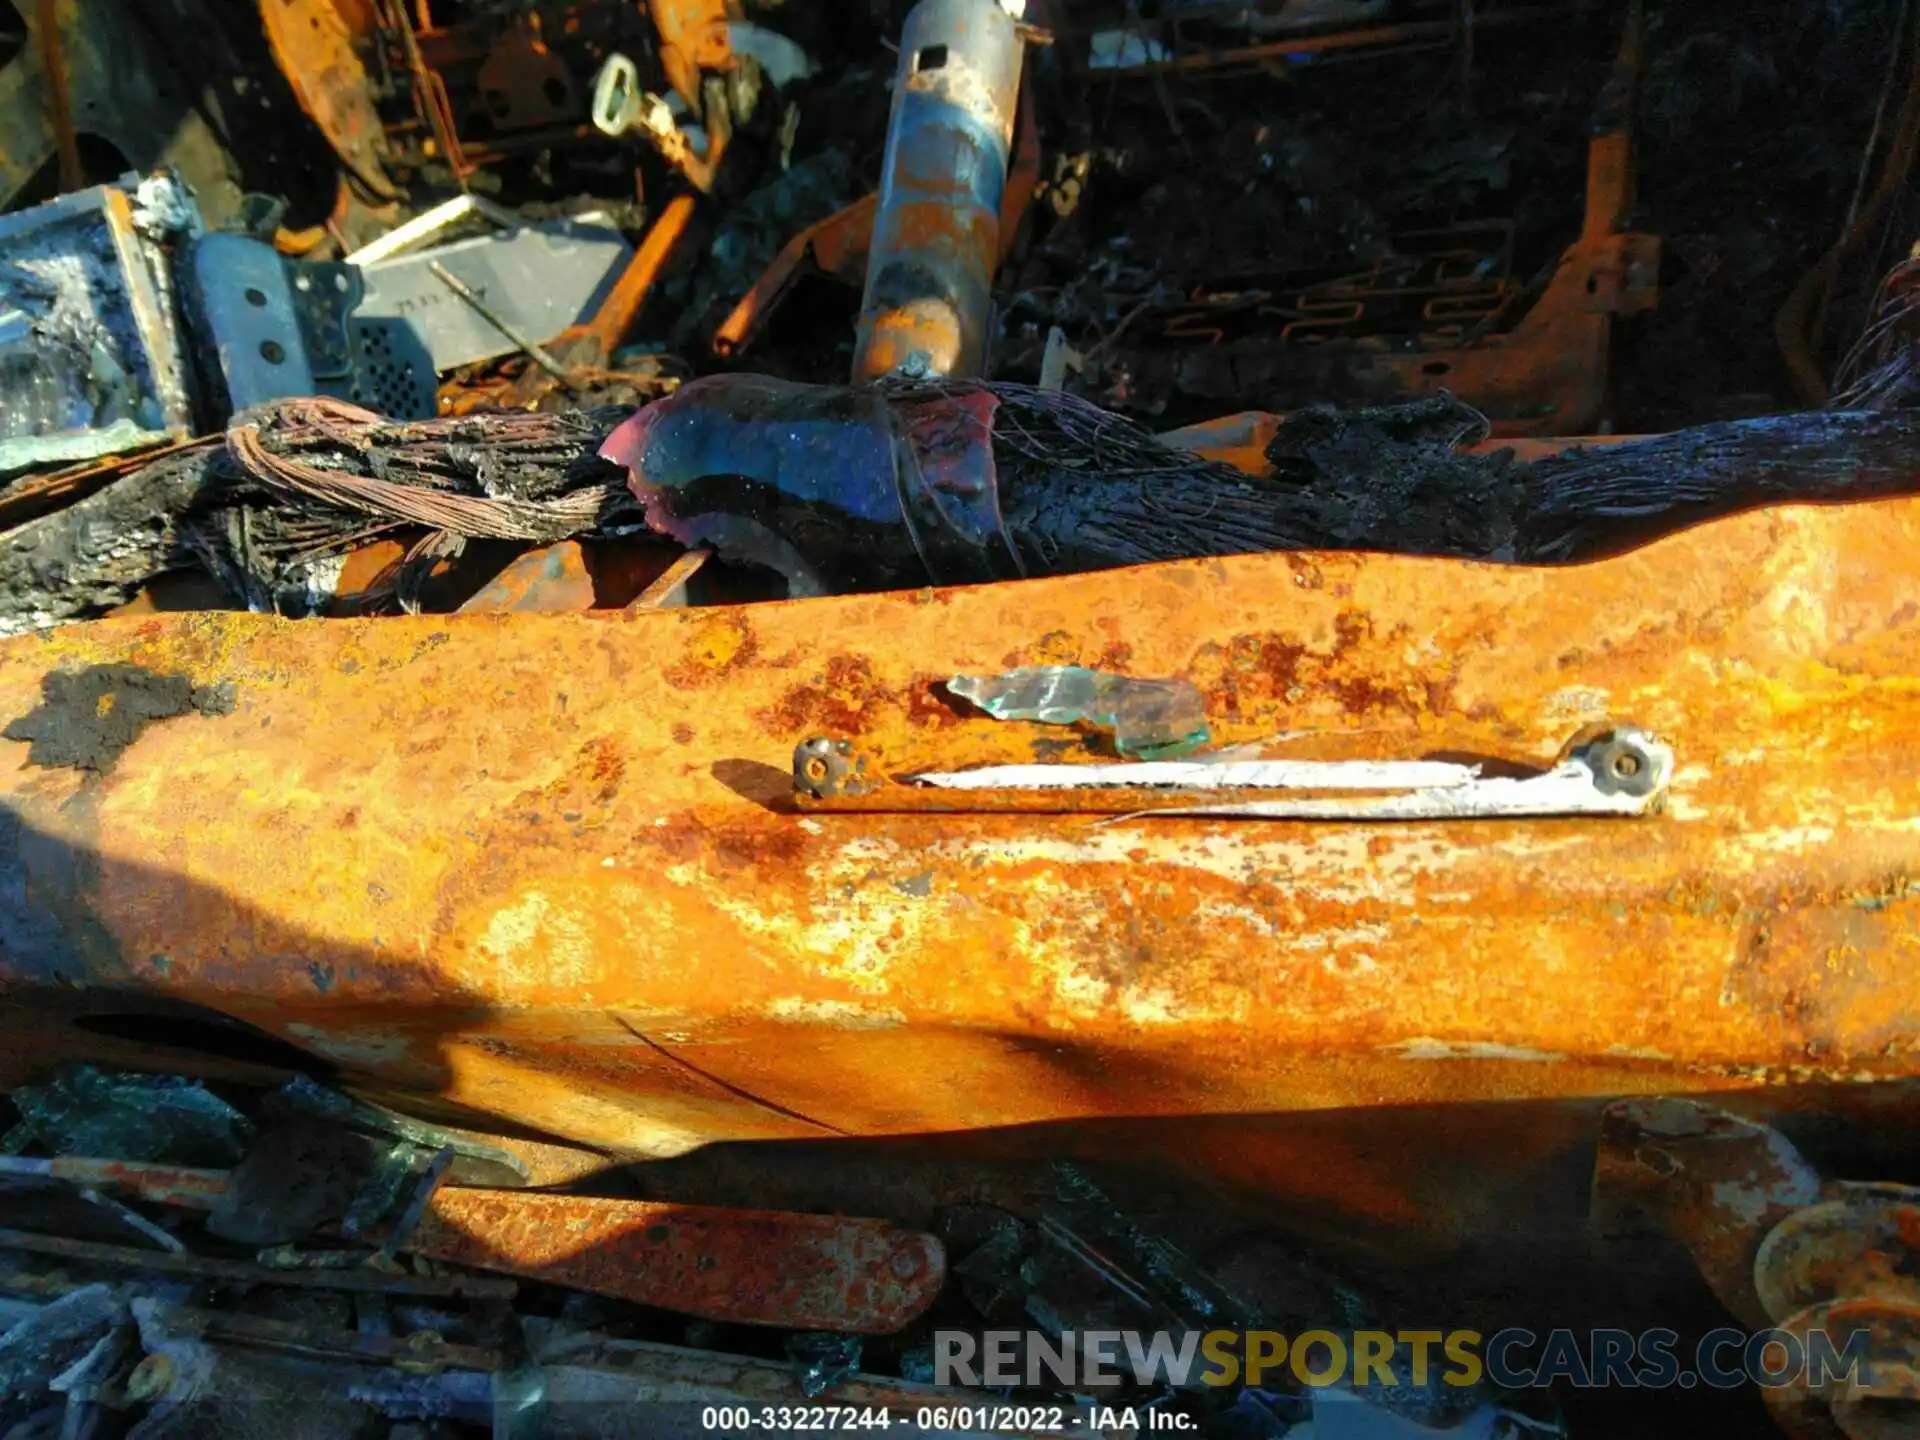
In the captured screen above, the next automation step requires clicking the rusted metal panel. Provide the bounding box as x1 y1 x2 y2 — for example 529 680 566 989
447 540 700 614
1 497 1919 1157
9 1150 945 1331
410 1190 946 1333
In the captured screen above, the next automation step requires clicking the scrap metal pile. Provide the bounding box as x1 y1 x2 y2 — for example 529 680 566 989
4 1067 1918 1439
0 1063 964 1439
0 0 1910 625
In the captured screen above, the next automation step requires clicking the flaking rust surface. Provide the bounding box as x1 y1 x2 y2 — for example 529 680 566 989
0 497 1918 1153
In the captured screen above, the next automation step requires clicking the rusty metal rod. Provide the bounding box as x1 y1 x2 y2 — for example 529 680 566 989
79 1189 187 1252
0 1227 518 1299
0 1155 232 1208
168 1302 504 1373
428 261 579 388
580 193 697 357
626 546 711 611
33 0 81 192
1 1265 502 1371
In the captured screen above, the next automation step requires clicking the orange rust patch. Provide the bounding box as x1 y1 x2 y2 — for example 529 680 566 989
709 816 808 871
1187 632 1311 717
904 673 968 730
663 612 760 690
585 737 627 802
758 655 883 738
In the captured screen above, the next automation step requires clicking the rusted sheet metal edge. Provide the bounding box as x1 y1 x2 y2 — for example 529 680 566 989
410 1189 946 1333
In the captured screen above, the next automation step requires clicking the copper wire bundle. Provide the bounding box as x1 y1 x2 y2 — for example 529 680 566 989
223 398 628 544
1829 247 1920 410
194 398 637 605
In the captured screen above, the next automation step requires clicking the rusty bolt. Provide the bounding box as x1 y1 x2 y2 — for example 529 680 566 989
793 737 872 800
1580 727 1665 798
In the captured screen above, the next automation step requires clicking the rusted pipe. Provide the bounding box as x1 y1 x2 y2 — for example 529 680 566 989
851 0 1026 381
0 1154 232 1209
578 193 698 358
34 0 81 193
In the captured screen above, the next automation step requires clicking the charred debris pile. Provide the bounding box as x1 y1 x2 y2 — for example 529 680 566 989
0 1061 1594 1439
0 0 1912 628
0 1066 1907 1438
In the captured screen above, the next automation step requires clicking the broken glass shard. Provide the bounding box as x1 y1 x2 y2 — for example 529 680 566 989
947 667 1210 759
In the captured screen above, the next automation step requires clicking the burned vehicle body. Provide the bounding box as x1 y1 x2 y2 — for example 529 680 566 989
0 2 1914 1437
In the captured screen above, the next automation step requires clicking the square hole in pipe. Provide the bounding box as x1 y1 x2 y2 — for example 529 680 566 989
915 44 949 71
